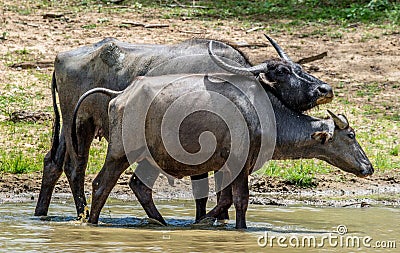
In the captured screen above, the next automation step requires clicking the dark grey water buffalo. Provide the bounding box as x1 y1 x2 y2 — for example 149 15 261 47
71 73 372 229
35 36 334 218
191 110 374 224
129 43 374 225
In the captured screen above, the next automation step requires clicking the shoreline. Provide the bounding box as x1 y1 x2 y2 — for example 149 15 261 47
1 169 399 208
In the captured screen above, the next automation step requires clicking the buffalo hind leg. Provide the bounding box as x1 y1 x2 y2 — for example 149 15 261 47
64 121 95 218
197 184 233 223
191 173 209 222
89 154 129 224
129 160 166 225
214 171 230 221
34 134 66 216
232 169 250 229
192 172 231 223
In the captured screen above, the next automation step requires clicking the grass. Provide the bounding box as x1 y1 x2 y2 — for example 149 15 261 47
2 0 400 25
0 0 399 188
139 0 400 24
390 145 399 156
257 160 331 187
0 121 51 173
0 119 109 174
0 152 42 174
82 23 97 29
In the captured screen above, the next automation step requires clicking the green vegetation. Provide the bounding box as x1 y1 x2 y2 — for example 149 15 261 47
0 152 41 174
3 0 399 24
82 23 97 29
0 120 109 174
139 0 400 24
257 160 331 187
0 121 50 173
390 145 399 156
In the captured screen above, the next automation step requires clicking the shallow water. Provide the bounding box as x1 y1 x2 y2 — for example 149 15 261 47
0 199 398 252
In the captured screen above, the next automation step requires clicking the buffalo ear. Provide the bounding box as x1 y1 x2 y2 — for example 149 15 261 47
311 131 332 144
258 73 275 88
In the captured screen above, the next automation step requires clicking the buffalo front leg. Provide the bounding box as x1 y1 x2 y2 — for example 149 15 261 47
191 173 209 222
34 135 66 216
89 155 129 224
129 160 166 225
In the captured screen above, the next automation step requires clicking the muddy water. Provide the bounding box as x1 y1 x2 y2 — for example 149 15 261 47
0 199 398 252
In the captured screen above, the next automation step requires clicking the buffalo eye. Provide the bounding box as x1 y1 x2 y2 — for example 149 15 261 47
276 66 290 75
347 133 355 139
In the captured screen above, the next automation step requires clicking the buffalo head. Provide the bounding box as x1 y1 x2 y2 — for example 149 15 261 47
208 35 334 112
311 110 374 177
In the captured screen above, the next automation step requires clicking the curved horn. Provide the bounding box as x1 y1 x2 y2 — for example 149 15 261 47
208 41 267 75
327 110 349 130
264 34 292 62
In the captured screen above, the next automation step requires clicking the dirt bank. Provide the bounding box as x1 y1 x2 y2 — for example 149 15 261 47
1 169 399 207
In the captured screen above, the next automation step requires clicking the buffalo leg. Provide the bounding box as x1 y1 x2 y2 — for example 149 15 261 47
63 153 87 218
191 172 230 222
64 121 95 218
34 133 66 216
232 169 249 229
129 160 166 225
214 171 230 221
191 173 209 221
197 184 233 222
89 154 129 224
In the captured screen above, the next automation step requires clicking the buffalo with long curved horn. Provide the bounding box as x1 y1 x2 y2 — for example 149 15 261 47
263 34 292 62
208 35 295 75
208 36 334 111
208 41 268 75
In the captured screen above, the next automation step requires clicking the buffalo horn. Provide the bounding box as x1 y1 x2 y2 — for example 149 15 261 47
264 34 292 63
208 41 267 75
327 110 349 129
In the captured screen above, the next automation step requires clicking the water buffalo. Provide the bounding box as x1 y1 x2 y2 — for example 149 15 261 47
35 36 334 218
191 110 374 225
71 72 372 228
129 42 374 225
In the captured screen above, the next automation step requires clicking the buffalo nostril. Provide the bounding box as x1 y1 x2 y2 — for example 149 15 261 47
315 84 334 105
361 164 374 176
317 84 333 96
368 165 374 174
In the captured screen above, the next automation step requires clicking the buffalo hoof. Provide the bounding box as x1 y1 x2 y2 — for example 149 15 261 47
193 217 215 227
77 206 90 222
39 216 52 221
146 218 167 226
216 219 229 225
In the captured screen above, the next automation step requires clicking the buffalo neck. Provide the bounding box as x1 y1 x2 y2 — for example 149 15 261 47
266 91 333 160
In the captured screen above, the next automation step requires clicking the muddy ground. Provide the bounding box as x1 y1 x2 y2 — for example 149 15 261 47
1 169 400 207
0 2 399 207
